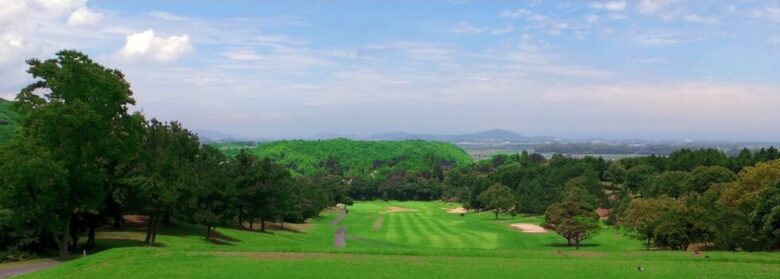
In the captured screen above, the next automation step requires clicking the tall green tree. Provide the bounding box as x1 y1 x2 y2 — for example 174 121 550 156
184 146 235 240
124 120 200 244
13 50 141 256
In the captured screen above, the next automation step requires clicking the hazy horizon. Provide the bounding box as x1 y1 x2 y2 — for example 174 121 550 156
1 1 779 141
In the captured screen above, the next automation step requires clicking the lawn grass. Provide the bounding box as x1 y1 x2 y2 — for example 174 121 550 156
16 201 780 278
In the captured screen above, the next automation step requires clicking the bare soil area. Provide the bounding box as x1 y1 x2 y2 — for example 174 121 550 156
509 223 547 233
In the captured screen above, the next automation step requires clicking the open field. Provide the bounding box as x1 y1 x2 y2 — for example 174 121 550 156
12 201 780 278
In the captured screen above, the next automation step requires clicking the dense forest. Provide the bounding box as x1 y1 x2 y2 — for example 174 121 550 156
216 140 471 177
0 99 17 144
1 50 779 261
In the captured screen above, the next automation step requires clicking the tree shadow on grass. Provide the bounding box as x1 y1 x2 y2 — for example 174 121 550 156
92 238 157 252
240 221 307 234
206 230 241 245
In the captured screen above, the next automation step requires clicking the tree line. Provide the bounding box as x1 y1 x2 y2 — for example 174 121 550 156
438 148 780 250
0 51 343 259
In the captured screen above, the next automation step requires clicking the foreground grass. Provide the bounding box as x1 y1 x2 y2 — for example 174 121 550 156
17 201 780 278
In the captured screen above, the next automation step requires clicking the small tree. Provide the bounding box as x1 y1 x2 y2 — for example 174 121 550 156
545 187 599 249
623 197 674 250
478 183 515 220
557 216 600 249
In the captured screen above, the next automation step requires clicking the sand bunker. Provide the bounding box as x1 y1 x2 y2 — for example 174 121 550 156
380 206 418 214
510 223 547 233
444 207 468 214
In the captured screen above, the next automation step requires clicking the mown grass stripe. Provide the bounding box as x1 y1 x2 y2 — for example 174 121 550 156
408 212 451 248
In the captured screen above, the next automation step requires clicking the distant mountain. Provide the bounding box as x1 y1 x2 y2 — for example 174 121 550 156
368 129 553 143
455 129 528 142
194 129 237 143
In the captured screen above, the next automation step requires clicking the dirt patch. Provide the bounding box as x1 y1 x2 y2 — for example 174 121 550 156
123 215 148 225
444 207 467 214
372 216 384 231
596 207 612 220
510 223 547 233
380 206 418 214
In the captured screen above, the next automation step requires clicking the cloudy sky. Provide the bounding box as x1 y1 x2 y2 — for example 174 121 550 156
1 0 779 140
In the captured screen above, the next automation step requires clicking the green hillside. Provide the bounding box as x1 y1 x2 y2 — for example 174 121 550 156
0 99 18 144
215 139 472 177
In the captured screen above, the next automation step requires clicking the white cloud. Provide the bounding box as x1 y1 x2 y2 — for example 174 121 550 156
147 11 188 21
118 29 194 62
638 0 679 15
499 9 531 19
765 8 780 23
591 1 626 11
489 26 514 35
67 7 103 27
223 49 263 61
0 33 25 63
449 22 483 34
632 33 693 46
683 14 717 24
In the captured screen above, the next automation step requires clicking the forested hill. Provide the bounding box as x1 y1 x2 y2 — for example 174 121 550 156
0 99 18 144
214 139 472 177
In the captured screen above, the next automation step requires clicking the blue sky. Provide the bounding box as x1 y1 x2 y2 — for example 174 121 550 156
1 0 779 140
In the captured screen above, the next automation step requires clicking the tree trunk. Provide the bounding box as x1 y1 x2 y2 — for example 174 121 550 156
113 216 123 229
237 206 243 229
205 226 212 240
150 220 160 244
85 223 96 248
249 218 253 230
494 209 499 220
69 221 80 252
646 238 651 250
260 216 266 232
575 239 580 250
56 218 72 259
145 216 155 244
567 238 572 246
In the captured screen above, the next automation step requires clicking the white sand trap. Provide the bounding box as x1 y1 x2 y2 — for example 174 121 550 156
444 207 467 214
510 223 547 233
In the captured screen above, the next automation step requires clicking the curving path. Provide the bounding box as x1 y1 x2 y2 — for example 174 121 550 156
331 209 348 248
0 260 59 278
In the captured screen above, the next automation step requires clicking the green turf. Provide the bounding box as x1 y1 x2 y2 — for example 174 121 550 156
16 201 780 278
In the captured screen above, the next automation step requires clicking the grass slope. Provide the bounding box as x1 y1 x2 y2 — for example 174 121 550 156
16 201 780 278
214 139 472 176
0 99 18 144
